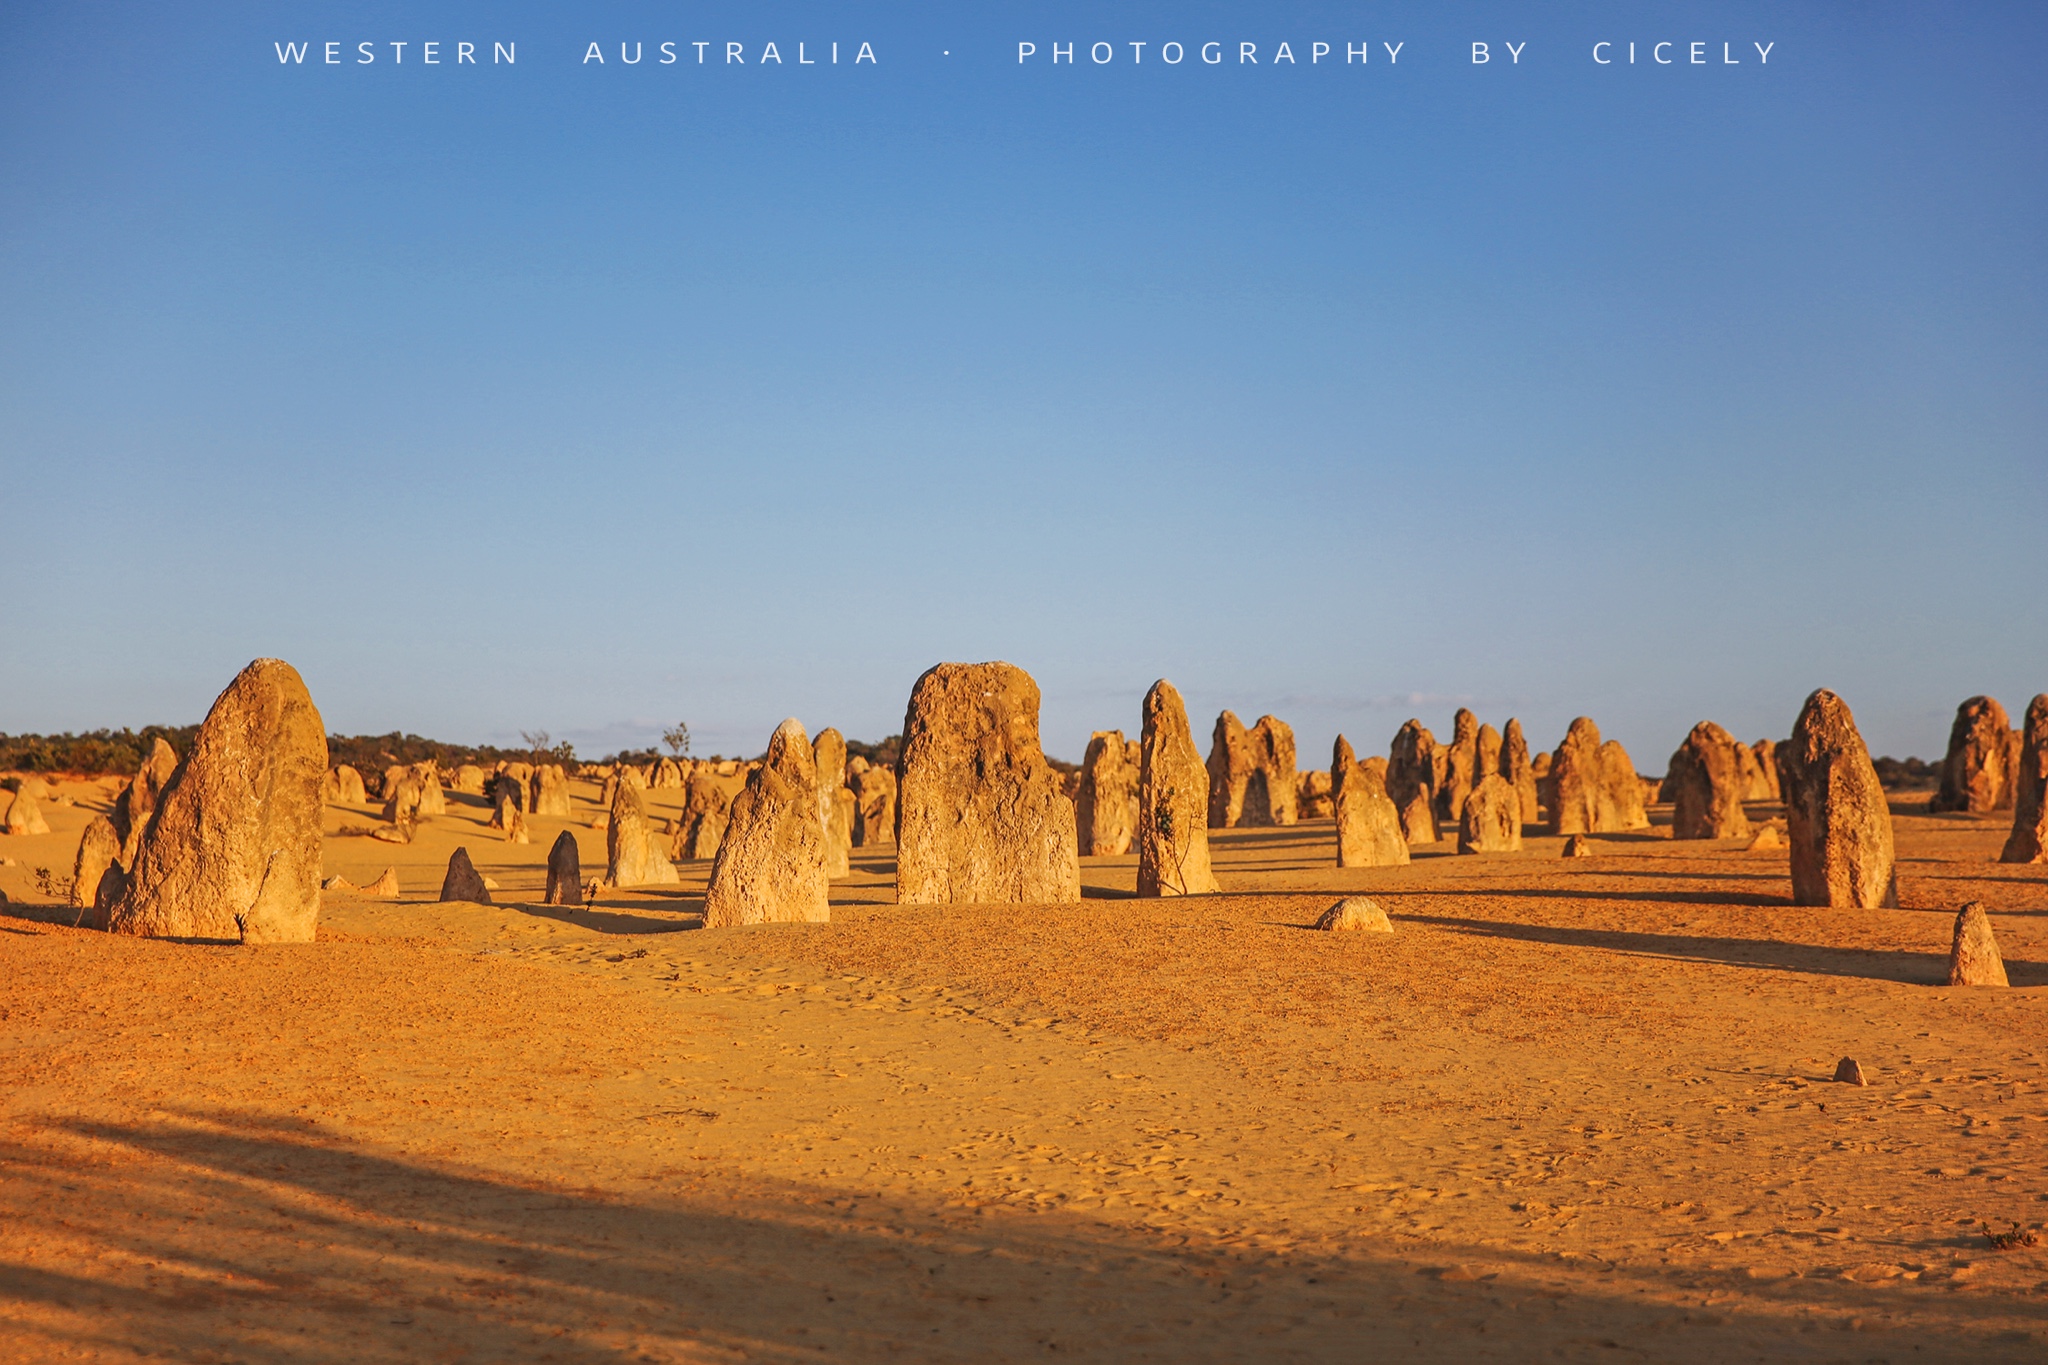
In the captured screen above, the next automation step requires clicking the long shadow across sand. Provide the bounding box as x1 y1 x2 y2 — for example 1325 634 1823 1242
5 1111 2040 1364
1407 913 2048 987
1462 884 1785 908
499 900 701 935
1570 867 1785 884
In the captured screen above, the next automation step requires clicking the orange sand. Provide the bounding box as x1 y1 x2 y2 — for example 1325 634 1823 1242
2 773 2044 1361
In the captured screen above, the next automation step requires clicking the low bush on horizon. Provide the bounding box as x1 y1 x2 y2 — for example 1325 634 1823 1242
0 727 571 778
0 726 198 777
326 731 577 775
1873 755 1939 790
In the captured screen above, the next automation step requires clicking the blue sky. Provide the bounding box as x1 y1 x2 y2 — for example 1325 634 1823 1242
2 1 2042 766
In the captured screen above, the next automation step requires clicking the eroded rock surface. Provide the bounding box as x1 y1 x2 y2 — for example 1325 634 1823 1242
1932 696 2014 815
895 663 1079 906
1999 695 2048 864
1947 902 2008 987
1336 760 1410 868
439 847 491 904
1457 773 1524 854
1781 689 1897 909
105 659 327 944
1668 721 1754 840
703 718 829 927
1077 730 1139 857
1138 679 1220 897
605 780 679 887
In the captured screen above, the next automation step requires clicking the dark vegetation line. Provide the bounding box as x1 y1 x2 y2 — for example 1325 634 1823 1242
1872 756 1939 790
4 725 1916 786
0 729 918 777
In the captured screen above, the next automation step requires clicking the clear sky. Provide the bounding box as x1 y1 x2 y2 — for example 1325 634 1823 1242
2 1 2042 768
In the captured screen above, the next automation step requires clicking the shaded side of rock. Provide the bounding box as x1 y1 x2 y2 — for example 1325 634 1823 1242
1457 773 1524 853
1548 718 1603 836
112 737 179 865
1475 724 1502 789
1668 721 1754 840
495 791 530 844
439 847 491 903
544 830 583 907
670 776 734 861
1329 735 1357 803
1436 708 1480 822
1076 729 1138 857
382 772 426 825
1205 711 1254 829
1503 719 1541 827
852 766 896 848
1999 726 2023 809
1297 768 1334 820
1932 696 2013 815
1596 740 1651 832
488 771 525 812
70 814 122 911
1751 739 1783 802
2000 695 2048 864
1387 720 1440 845
1245 715 1299 826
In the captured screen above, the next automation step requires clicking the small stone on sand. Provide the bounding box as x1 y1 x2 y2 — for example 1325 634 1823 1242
1313 897 1394 933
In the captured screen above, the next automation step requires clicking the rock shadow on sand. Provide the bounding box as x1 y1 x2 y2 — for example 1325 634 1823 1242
507 898 703 935
11 1111 2044 1365
1410 914 2048 986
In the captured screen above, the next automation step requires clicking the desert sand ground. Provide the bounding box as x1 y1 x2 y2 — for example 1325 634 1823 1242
2 772 2044 1362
